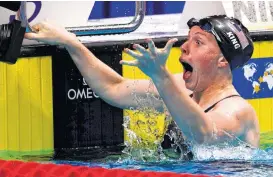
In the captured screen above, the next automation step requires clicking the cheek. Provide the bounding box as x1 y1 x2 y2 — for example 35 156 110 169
191 56 213 72
203 50 217 62
196 51 217 69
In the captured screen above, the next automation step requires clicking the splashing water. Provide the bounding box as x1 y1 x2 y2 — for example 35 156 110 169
54 131 273 176
122 77 195 161
122 76 273 164
95 71 273 176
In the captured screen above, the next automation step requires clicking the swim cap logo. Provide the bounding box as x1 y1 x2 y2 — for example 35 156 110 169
227 32 241 49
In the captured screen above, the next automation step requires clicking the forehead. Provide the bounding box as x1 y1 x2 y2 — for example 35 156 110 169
188 26 215 41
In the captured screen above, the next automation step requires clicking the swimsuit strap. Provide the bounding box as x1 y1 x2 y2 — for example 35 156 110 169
189 94 241 113
204 94 241 113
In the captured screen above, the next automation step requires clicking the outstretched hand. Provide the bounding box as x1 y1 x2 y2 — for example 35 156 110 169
24 21 77 46
120 38 178 79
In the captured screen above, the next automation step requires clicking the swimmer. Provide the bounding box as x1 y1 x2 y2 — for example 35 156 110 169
25 15 260 150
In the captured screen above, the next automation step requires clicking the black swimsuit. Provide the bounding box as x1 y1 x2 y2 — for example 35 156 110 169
203 94 241 113
161 94 241 160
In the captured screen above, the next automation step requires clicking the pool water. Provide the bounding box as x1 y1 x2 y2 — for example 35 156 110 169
53 131 273 177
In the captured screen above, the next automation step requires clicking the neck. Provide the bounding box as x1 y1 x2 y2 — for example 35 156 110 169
192 77 237 109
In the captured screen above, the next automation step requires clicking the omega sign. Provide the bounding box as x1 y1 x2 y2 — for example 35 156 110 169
67 77 99 100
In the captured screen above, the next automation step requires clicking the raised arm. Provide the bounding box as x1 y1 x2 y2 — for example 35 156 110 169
65 40 187 110
25 21 186 111
65 40 167 110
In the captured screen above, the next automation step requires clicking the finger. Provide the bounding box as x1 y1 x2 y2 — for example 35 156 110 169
31 23 43 32
119 60 139 66
32 24 40 32
164 38 178 52
133 44 148 55
146 38 156 55
124 48 142 58
24 32 40 40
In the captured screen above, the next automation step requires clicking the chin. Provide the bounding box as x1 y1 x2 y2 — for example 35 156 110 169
185 82 195 91
184 74 196 91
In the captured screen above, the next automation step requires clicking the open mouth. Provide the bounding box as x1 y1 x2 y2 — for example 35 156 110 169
182 62 193 72
181 61 193 80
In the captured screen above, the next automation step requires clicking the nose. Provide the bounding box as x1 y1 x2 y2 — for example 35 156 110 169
181 41 189 55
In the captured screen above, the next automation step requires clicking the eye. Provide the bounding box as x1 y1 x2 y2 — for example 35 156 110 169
195 39 202 45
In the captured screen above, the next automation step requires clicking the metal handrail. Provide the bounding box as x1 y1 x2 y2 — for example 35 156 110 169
66 1 146 36
18 1 146 36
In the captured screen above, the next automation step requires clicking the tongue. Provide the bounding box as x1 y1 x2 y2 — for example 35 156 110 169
183 71 192 80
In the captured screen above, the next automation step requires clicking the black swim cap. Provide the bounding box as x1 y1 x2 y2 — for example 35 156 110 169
187 15 254 70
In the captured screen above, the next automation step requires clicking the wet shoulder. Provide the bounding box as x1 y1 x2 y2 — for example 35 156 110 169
213 96 258 127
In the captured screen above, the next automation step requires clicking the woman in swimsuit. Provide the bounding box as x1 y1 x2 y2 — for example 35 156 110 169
25 15 260 159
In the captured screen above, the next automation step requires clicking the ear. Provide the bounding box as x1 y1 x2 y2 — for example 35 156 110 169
217 55 229 68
